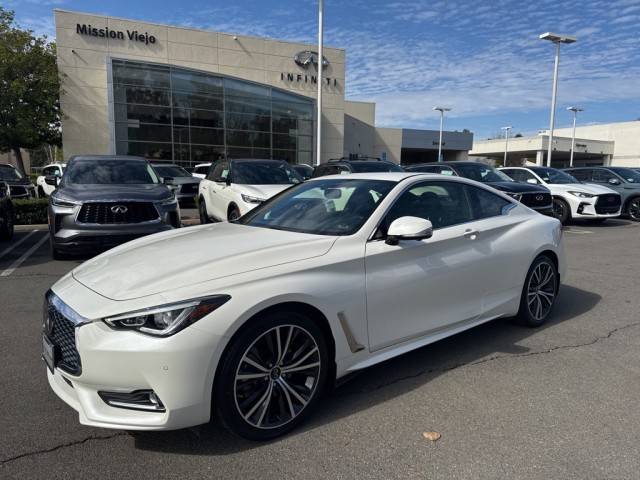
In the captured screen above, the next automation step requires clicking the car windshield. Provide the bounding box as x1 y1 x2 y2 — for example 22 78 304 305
233 161 302 185
530 167 580 184
154 165 190 178
351 162 404 173
453 163 512 183
238 178 395 236
0 165 24 181
609 167 640 183
65 159 160 185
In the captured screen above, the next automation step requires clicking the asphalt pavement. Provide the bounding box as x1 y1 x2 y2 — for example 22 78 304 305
1 218 639 479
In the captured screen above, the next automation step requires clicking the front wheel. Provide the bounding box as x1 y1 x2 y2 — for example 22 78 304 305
198 199 210 224
551 198 571 225
227 205 241 222
214 311 329 440
626 197 640 222
516 255 559 327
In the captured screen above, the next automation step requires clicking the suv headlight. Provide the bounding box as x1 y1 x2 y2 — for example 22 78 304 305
568 191 596 198
103 295 230 337
241 194 266 204
50 196 78 208
157 195 177 206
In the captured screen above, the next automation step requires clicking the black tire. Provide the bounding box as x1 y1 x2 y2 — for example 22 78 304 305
0 210 14 241
198 198 210 224
227 205 241 222
551 197 571 225
515 255 559 327
37 186 46 198
214 310 330 441
626 197 640 222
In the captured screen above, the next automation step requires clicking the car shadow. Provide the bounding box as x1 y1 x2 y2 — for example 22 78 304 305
566 218 633 228
130 284 600 455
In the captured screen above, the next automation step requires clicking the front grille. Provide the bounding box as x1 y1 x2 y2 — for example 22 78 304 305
520 192 552 209
9 186 27 197
595 194 621 214
180 183 198 194
47 303 81 375
78 202 159 224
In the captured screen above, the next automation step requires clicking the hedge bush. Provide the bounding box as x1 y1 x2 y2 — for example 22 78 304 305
13 198 49 225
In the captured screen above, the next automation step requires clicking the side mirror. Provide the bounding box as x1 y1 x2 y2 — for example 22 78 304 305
386 216 433 245
608 178 621 185
526 178 538 184
44 175 58 186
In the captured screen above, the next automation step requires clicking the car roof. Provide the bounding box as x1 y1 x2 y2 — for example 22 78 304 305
68 155 148 162
230 158 287 164
194 162 211 167
307 172 441 182
151 163 182 167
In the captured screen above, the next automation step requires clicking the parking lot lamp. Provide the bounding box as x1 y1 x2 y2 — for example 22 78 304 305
433 106 451 163
539 32 577 167
501 126 512 166
567 106 583 167
316 0 324 166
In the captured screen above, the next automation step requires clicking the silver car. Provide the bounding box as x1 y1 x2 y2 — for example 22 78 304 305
151 163 201 206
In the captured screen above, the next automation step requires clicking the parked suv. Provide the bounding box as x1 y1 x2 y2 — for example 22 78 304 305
0 182 14 241
198 158 302 223
311 157 404 177
500 166 621 224
151 163 201 205
0 164 36 199
48 155 180 259
564 166 640 221
406 162 553 215
36 163 66 197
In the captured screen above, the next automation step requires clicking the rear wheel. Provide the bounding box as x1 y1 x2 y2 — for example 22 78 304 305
214 311 329 440
516 255 558 327
551 197 571 225
626 197 640 222
198 198 210 224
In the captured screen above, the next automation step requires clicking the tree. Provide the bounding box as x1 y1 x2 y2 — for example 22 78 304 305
0 8 61 174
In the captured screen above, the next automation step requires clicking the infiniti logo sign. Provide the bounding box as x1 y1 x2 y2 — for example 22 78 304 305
111 205 128 214
294 50 329 69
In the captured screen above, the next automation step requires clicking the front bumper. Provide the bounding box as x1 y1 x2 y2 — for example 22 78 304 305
46 311 224 430
563 195 621 219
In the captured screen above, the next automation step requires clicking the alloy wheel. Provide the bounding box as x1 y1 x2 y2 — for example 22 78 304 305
234 325 321 430
628 198 640 221
527 261 557 321
552 199 566 222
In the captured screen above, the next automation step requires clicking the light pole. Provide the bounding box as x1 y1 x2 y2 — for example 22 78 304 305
567 106 583 167
433 106 451 163
539 32 577 167
315 0 324 166
501 126 512 166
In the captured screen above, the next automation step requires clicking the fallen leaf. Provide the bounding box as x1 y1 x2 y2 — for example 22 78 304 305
422 431 441 442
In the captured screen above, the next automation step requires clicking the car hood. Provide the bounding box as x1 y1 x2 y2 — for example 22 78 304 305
72 223 336 300
487 181 550 193
168 176 201 186
3 178 33 187
236 184 293 200
56 184 172 202
548 183 618 195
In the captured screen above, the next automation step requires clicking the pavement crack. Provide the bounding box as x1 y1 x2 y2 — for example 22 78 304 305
0 432 127 466
343 320 640 395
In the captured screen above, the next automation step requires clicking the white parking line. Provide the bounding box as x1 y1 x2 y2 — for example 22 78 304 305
0 230 40 261
564 228 593 234
0 234 49 277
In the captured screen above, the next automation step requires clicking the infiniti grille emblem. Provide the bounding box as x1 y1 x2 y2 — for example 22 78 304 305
111 205 128 214
535 195 544 201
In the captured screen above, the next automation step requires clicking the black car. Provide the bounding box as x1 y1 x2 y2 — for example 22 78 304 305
312 157 404 178
0 182 14 241
151 163 201 205
48 155 181 259
405 162 554 215
0 164 37 199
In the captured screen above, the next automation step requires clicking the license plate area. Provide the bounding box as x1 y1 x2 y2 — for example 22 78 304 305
42 335 57 373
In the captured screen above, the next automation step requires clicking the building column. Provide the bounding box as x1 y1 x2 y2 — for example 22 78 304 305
535 150 544 166
603 155 612 166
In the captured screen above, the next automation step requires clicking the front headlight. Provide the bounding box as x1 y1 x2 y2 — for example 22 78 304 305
157 195 177 206
50 196 78 208
568 191 596 198
241 194 266 204
103 295 230 337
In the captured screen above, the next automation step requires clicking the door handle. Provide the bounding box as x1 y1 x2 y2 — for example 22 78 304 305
463 229 480 240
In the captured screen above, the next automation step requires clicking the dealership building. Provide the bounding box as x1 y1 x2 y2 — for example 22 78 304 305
54 9 472 168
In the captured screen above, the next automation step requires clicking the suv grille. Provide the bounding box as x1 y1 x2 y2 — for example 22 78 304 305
9 186 28 197
595 194 621 214
47 303 81 375
78 202 159 224
520 192 552 209
180 183 198 194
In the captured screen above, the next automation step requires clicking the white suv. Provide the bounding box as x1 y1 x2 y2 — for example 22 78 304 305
198 159 302 222
500 166 621 224
37 163 66 196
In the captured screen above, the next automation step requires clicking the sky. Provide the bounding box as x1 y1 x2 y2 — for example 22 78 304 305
6 0 640 139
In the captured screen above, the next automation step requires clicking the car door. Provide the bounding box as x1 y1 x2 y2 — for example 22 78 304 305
206 161 230 220
365 180 487 351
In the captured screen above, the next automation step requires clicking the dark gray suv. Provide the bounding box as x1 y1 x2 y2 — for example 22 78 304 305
564 166 640 221
48 155 180 259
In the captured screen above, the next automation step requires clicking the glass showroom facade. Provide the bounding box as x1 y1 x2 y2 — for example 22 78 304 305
112 59 314 167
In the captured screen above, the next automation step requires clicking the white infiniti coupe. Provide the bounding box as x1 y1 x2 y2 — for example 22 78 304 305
43 172 565 440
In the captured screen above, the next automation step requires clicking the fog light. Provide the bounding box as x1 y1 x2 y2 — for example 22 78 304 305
98 390 166 412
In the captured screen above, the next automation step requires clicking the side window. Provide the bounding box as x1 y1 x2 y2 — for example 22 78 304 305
42 166 54 176
208 161 229 181
569 169 591 182
384 181 473 231
466 185 512 220
519 170 538 183
593 169 616 183
502 169 523 182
